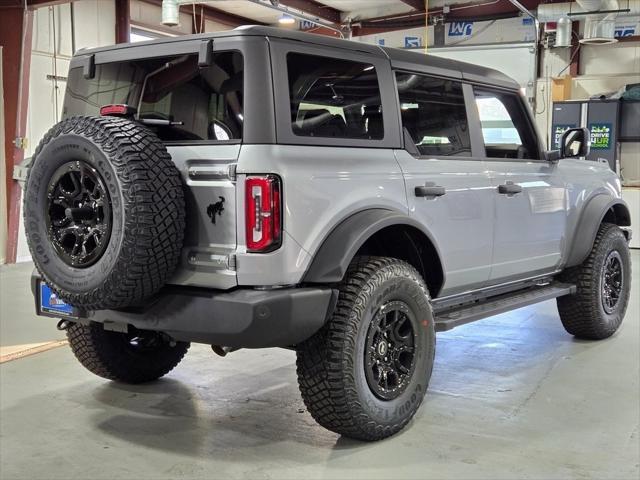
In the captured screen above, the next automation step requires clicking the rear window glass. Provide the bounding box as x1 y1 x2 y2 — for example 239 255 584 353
287 53 384 140
63 52 243 142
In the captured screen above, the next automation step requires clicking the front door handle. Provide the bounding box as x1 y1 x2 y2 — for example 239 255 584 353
497 182 523 195
415 185 446 197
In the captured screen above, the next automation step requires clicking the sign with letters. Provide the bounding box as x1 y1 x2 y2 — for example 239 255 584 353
448 21 473 36
589 123 613 150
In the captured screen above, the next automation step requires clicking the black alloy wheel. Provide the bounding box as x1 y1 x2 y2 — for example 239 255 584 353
45 161 112 268
601 250 623 314
364 300 417 400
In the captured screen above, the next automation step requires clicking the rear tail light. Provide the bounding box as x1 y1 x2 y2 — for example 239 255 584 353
99 104 135 117
245 175 282 252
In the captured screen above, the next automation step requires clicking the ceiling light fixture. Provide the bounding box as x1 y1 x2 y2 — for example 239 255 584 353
278 14 295 25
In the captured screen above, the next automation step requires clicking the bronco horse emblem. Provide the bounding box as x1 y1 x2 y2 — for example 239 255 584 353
207 196 225 224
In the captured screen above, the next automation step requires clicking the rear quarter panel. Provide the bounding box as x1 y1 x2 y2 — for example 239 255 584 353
235 144 408 286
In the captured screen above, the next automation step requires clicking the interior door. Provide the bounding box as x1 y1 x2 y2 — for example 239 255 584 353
473 87 567 283
394 73 494 296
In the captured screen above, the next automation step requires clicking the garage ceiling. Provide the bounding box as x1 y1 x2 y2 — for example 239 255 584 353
194 0 566 29
198 0 418 24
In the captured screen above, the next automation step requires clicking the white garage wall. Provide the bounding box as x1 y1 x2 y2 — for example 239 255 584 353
16 0 116 262
353 16 537 49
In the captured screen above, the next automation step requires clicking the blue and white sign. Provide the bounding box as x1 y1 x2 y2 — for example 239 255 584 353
615 26 636 37
377 38 385 46
448 21 473 36
300 20 315 31
40 282 74 317
404 36 421 48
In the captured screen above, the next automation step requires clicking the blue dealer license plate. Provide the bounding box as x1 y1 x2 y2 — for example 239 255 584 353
39 282 75 317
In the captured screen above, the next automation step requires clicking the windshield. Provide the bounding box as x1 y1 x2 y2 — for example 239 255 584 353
63 51 244 142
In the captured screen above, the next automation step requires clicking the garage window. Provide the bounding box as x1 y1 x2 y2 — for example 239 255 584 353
396 73 471 157
287 53 384 140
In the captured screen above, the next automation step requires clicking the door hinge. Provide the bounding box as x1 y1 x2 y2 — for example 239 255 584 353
13 156 33 187
228 163 237 181
14 137 28 150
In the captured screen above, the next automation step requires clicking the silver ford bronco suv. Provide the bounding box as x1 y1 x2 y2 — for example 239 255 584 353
22 26 632 441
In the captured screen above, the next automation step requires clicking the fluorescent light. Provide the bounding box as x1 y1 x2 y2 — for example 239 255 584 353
278 14 295 25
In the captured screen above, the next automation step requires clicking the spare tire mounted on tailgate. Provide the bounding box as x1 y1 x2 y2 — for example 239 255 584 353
24 116 185 310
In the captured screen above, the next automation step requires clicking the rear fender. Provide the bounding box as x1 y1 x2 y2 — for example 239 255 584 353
302 208 443 285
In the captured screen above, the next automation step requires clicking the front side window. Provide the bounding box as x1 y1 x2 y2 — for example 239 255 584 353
64 51 244 142
474 89 539 159
396 73 471 157
287 53 384 140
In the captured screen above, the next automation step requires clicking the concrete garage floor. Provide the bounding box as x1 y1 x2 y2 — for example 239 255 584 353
1 254 638 480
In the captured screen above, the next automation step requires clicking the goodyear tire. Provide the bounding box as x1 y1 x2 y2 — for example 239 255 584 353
67 322 190 384
296 256 436 441
23 116 185 310
557 223 631 340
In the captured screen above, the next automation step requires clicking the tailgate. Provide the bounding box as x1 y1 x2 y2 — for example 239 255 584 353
167 145 239 289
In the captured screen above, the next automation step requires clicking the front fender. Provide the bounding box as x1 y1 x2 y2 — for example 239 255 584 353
303 208 441 284
565 195 631 267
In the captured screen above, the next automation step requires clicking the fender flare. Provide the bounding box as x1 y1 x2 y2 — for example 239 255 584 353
302 208 443 284
565 195 631 267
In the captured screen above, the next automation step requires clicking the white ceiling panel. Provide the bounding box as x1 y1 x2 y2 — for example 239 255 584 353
319 0 413 20
202 1 281 24
318 0 401 10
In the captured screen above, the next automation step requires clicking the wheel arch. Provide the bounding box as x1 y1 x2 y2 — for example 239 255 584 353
302 209 445 297
565 195 631 268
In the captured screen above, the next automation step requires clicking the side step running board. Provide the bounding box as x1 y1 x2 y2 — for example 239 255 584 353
434 282 576 332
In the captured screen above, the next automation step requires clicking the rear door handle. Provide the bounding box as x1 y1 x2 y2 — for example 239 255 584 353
415 185 446 197
497 182 523 195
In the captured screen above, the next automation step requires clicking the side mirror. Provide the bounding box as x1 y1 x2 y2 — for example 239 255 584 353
560 127 590 159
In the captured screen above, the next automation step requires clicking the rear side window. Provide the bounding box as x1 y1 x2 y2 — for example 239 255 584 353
474 88 539 159
396 73 471 157
63 51 244 142
287 53 384 140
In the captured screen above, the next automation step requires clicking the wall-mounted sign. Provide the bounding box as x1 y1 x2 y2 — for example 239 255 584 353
300 20 315 30
589 123 613 150
552 124 576 149
615 26 636 37
448 21 473 36
404 36 421 48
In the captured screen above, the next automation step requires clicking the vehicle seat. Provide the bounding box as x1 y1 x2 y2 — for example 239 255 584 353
301 109 346 137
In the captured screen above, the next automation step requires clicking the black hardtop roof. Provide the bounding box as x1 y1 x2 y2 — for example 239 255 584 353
76 25 519 90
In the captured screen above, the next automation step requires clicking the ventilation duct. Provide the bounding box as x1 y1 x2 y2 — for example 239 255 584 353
162 0 179 27
538 0 640 45
578 0 619 44
556 16 573 47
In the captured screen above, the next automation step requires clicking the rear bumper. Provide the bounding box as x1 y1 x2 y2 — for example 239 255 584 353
32 272 337 348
